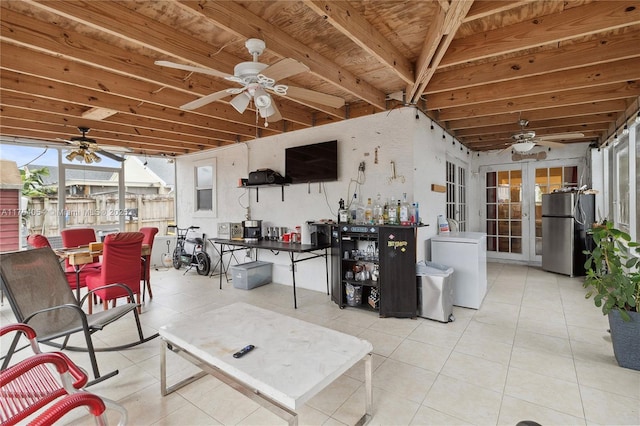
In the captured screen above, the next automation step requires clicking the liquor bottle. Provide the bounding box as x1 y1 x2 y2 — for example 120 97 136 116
356 196 366 225
399 193 410 225
373 194 385 225
382 199 389 224
396 199 402 224
364 198 373 224
387 198 398 225
338 198 348 223
349 194 358 224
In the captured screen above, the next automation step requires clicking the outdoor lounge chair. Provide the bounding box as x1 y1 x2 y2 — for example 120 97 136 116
0 247 159 386
0 323 127 425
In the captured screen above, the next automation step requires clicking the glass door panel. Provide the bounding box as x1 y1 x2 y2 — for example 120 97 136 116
486 168 523 255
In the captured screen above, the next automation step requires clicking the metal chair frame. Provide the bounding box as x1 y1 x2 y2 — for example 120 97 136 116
0 247 159 386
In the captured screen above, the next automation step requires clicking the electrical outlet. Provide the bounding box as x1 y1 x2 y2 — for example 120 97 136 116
359 161 365 172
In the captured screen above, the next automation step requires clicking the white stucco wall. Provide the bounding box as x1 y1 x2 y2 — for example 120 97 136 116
175 107 466 292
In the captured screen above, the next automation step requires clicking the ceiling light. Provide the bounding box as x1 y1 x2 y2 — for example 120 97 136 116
66 151 78 162
253 88 271 109
230 93 251 114
512 141 536 153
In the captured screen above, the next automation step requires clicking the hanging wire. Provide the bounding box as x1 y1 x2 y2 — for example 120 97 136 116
19 147 48 168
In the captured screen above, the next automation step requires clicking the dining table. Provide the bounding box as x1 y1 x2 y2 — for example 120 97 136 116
55 242 150 301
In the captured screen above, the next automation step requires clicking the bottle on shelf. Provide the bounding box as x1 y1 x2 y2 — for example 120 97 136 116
373 194 385 225
387 198 398 225
349 194 358 224
356 196 366 225
399 193 410 225
396 199 401 224
382 199 389 224
338 198 348 223
364 198 373 224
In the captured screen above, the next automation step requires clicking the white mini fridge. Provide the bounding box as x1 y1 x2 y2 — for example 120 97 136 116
431 232 487 309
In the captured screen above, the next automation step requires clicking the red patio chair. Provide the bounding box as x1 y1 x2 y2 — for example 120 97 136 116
0 323 127 426
85 232 144 314
26 233 99 291
139 227 158 300
60 228 103 270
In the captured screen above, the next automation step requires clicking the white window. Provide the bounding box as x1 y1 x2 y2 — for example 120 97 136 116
195 163 214 212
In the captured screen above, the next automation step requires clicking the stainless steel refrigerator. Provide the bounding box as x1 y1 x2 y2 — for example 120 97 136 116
541 192 595 276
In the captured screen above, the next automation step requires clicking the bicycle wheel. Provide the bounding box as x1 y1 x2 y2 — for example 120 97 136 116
172 245 182 269
195 252 211 276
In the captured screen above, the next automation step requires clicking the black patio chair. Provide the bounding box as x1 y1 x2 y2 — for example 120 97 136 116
0 247 159 386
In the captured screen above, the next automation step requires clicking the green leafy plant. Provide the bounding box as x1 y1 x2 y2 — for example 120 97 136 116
583 221 640 321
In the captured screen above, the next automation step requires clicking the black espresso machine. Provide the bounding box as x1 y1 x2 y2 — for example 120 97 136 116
243 220 262 242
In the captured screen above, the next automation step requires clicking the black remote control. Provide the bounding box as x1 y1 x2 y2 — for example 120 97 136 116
233 345 255 358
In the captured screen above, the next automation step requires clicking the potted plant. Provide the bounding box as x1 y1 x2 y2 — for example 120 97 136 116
583 220 640 370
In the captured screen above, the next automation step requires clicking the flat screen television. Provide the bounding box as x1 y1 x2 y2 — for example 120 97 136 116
285 140 338 184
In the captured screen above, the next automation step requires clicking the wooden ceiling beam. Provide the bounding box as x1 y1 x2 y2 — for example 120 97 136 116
179 0 386 110
303 1 414 85
0 119 221 155
453 116 613 138
428 28 640 93
0 103 241 148
445 100 628 130
27 0 240 74
428 57 640 109
409 0 474 104
463 1 534 22
441 1 640 67
0 71 275 139
437 81 640 121
0 6 315 128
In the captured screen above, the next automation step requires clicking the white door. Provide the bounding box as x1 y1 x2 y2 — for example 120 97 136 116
481 161 581 264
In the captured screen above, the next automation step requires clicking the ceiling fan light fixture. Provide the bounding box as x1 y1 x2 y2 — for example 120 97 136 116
66 151 78 162
253 88 271 109
258 104 276 119
512 141 536 153
230 92 251 114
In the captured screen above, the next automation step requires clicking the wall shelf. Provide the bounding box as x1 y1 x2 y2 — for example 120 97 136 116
240 183 288 202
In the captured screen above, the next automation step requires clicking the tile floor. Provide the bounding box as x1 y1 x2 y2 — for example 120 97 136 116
1 262 639 425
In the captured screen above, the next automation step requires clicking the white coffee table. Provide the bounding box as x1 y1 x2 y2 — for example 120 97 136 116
160 303 373 425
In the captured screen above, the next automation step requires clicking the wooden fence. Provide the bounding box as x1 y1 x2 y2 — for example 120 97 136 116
24 194 175 237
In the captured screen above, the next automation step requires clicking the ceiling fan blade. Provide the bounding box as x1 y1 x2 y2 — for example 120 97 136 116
260 58 310 81
180 90 232 110
538 132 585 141
97 149 125 162
155 60 231 79
535 140 566 148
268 103 282 122
497 144 513 155
284 85 345 109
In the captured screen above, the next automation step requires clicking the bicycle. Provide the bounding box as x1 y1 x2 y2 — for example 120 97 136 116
169 225 211 275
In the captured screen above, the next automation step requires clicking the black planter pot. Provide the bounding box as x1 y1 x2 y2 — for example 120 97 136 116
608 309 640 371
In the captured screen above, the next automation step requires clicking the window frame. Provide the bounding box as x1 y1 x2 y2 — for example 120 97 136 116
193 159 216 217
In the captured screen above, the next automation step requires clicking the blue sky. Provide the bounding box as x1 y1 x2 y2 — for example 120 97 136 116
0 143 121 168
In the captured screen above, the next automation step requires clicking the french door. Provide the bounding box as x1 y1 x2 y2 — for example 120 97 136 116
481 161 579 264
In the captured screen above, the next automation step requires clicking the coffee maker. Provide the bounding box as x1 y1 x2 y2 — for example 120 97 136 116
243 220 262 242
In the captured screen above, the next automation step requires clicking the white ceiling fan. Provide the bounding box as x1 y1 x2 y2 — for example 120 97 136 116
155 39 345 126
499 119 585 154
58 127 126 163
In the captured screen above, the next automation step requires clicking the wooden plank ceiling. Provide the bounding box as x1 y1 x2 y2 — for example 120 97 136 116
1 0 639 157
